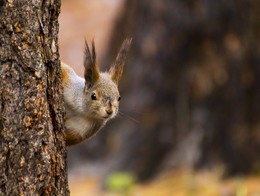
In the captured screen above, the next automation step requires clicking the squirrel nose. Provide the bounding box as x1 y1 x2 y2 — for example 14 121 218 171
106 109 113 115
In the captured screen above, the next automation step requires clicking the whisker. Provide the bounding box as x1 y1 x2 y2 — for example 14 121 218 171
118 111 139 124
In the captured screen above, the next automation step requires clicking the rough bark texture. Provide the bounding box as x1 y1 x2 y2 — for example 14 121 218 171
98 0 260 181
0 0 69 195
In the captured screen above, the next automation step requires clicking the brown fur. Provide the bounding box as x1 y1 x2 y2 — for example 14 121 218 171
84 40 100 88
109 38 132 84
61 63 70 87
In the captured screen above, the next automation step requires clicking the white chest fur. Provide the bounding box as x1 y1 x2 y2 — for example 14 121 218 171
65 115 94 137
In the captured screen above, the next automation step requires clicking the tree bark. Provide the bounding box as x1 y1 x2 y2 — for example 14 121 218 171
0 0 69 195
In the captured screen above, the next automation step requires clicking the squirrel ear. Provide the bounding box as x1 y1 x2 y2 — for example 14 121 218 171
109 38 132 84
84 39 100 89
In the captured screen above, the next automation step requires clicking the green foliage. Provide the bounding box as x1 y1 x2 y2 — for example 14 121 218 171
106 172 136 193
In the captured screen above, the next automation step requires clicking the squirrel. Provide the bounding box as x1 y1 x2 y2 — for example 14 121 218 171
61 38 132 146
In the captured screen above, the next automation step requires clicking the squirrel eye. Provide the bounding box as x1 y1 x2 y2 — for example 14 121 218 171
118 96 121 101
91 92 97 100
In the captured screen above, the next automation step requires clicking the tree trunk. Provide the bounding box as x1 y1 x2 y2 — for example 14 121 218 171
0 0 69 195
102 0 260 181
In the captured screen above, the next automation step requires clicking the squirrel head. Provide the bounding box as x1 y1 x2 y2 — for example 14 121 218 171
83 38 132 121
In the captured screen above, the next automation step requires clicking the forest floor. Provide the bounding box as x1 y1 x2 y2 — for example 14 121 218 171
69 169 260 196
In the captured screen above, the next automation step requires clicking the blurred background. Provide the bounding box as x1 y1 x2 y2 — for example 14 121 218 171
59 0 260 195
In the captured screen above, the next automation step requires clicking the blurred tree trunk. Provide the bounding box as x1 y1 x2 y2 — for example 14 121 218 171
0 0 69 195
103 0 260 181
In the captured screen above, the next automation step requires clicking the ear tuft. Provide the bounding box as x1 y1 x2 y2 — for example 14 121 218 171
109 38 132 84
84 39 100 89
